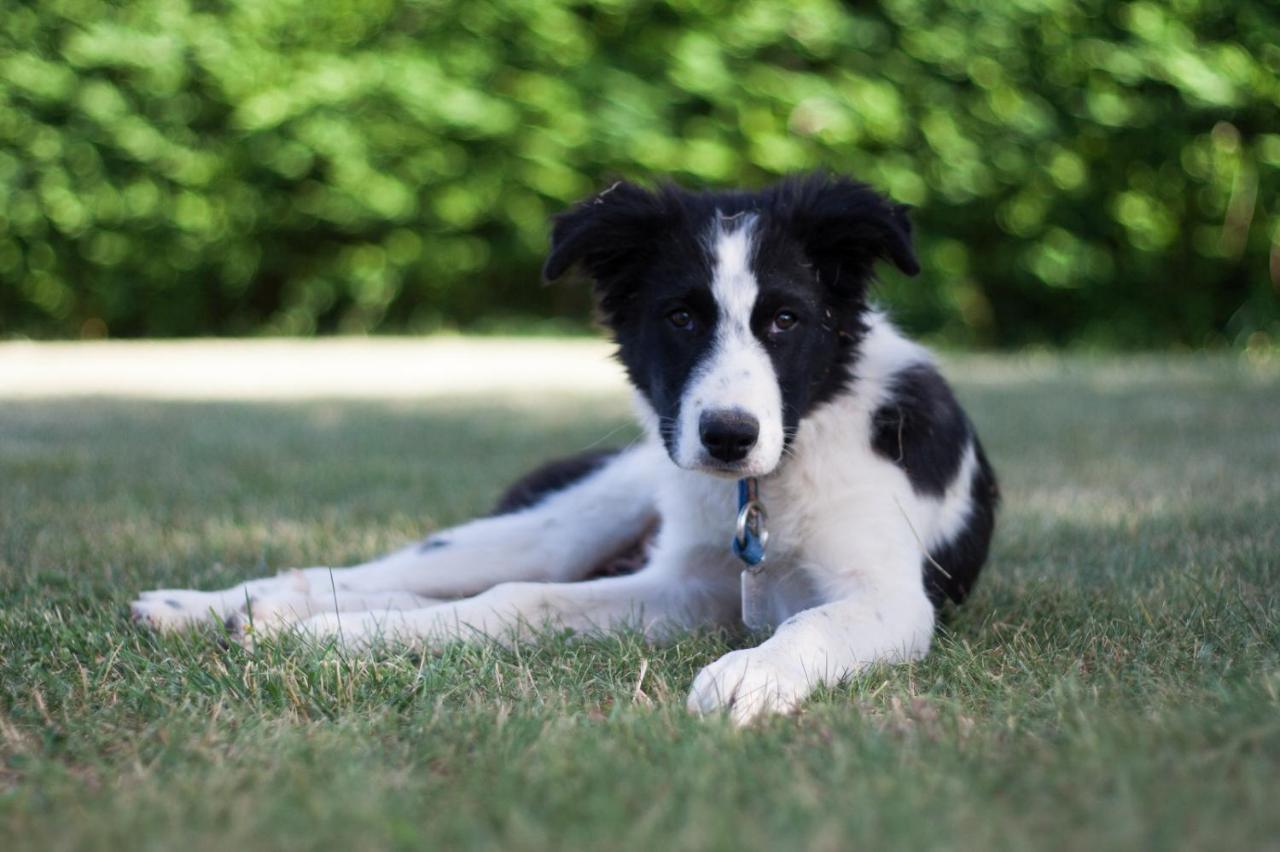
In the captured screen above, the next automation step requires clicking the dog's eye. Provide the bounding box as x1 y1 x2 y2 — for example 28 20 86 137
667 309 693 330
771 310 799 333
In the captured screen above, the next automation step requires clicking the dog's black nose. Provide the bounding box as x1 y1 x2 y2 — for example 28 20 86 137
699 410 759 463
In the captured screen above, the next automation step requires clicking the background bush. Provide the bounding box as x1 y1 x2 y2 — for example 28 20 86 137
2 0 1278 347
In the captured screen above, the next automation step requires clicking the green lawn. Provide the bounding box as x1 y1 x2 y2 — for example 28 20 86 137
2 351 1278 851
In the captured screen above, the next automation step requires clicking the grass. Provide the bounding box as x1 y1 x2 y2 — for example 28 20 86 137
2 347 1279 851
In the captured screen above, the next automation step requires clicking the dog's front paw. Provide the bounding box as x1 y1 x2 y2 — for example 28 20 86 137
687 648 811 726
129 590 226 633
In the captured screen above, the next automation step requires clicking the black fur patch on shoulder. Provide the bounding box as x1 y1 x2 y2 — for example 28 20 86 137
925 440 999 607
491 449 618 515
870 363 971 498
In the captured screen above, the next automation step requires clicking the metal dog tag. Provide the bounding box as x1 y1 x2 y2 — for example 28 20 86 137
740 566 772 632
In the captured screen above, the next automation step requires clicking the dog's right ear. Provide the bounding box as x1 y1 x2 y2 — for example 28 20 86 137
542 181 673 286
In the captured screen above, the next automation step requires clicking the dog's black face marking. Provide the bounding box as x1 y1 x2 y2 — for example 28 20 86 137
615 235 720 453
748 233 850 440
544 173 918 474
870 363 972 498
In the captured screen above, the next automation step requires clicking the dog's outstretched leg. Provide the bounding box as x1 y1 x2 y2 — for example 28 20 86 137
285 557 740 652
130 443 664 633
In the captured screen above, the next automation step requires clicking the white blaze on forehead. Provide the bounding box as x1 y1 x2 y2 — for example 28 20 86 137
707 214 760 321
673 214 786 475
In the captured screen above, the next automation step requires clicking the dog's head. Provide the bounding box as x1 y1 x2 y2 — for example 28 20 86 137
543 172 918 477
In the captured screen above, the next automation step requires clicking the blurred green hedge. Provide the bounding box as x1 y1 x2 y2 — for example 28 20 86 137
2 0 1278 347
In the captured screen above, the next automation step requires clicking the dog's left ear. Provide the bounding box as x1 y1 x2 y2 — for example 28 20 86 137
774 174 920 290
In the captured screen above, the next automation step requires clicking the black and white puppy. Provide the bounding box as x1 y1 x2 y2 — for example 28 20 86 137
131 173 998 725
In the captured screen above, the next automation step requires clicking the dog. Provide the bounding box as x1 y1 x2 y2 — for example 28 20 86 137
130 173 999 725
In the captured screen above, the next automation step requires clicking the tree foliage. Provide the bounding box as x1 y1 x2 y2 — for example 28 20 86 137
2 0 1278 346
